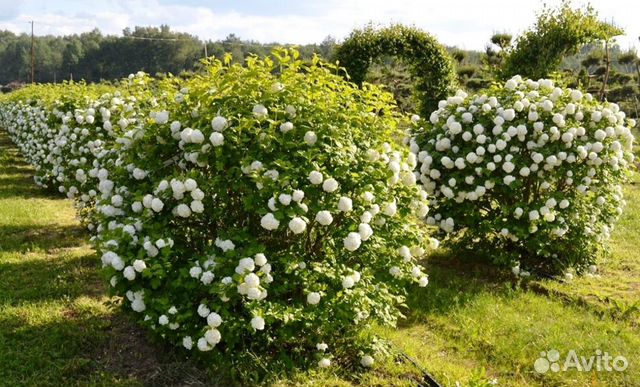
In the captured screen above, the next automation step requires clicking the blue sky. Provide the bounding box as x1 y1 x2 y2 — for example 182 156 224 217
0 0 638 51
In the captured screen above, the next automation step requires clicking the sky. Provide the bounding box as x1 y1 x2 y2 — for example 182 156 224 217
0 0 638 51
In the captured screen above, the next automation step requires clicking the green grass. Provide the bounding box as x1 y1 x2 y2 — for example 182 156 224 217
0 131 214 387
1 128 639 387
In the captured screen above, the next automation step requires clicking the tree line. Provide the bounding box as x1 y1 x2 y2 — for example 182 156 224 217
0 25 337 85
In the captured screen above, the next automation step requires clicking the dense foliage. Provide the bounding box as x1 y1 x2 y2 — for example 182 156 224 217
0 49 436 372
499 2 623 80
334 24 457 117
411 76 636 273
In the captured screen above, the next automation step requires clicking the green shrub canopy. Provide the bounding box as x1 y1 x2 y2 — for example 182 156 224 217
500 2 623 80
334 24 457 117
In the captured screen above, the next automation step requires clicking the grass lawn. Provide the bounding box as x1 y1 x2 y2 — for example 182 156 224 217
1 128 638 387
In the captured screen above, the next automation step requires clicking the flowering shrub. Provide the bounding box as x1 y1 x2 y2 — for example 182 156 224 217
411 76 636 274
0 50 435 370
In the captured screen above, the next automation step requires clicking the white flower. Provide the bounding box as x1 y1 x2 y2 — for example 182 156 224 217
280 121 294 133
251 316 265 330
207 312 223 327
503 108 516 121
197 337 212 351
361 211 373 223
151 198 164 212
132 201 143 213
204 329 221 345
176 204 192 218
304 131 317 145
158 315 169 325
190 266 203 278
315 210 333 226
318 358 331 368
292 189 304 202
123 266 136 280
132 168 147 180
343 232 362 251
307 292 321 305
322 178 339 193
529 210 540 221
211 116 228 131
418 276 429 287
288 217 307 234
277 193 292 206
389 266 402 278
177 336 192 350
191 188 205 200
270 82 284 93
111 195 123 207
342 276 355 289
170 120 181 132
382 202 397 216
308 171 323 185
190 129 205 144
317 343 328 351
255 253 267 266
253 104 268 118
133 259 147 272
358 223 373 241
152 111 169 124
570 89 583 101
201 271 214 285
360 355 374 367
190 200 204 213
338 196 353 212
244 273 260 287
260 213 279 230
401 170 417 186
502 161 515 173
106 252 124 270
209 132 224 146
398 246 412 261
197 304 210 317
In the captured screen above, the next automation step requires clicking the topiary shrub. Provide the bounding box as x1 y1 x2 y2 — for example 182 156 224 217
410 76 635 274
91 50 435 370
334 24 457 118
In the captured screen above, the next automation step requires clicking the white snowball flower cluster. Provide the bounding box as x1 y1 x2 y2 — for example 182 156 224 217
412 76 635 273
0 50 437 371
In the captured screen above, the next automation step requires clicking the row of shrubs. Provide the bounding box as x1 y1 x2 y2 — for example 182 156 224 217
0 49 635 375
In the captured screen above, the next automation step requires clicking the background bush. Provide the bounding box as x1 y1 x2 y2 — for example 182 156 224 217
411 76 635 273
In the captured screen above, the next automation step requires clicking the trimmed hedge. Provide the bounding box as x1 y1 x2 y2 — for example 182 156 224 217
334 24 457 117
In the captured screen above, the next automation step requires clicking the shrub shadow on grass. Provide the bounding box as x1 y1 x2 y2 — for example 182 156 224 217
0 175 54 199
402 249 516 327
0 252 103 304
0 131 57 200
0 304 220 387
0 223 87 253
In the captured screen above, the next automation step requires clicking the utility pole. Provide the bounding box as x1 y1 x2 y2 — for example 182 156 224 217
30 21 34 84
204 41 208 58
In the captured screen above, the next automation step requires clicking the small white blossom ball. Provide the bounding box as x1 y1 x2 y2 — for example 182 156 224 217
307 292 321 305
